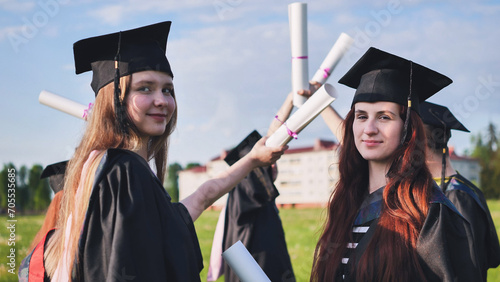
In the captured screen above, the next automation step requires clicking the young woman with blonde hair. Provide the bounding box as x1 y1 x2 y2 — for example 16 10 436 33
19 21 287 281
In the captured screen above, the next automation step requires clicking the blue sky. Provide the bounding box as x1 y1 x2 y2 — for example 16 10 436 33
1 0 499 169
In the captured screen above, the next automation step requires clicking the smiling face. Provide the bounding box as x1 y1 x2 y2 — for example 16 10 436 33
352 101 404 165
126 71 176 140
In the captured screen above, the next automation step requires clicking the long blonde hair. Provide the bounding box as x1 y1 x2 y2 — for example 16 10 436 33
44 73 177 278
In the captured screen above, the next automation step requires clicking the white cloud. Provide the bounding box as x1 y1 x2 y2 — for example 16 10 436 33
42 25 59 37
0 25 25 41
89 1 216 25
91 4 126 25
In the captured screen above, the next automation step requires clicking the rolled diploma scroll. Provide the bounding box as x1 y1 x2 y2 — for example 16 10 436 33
311 32 354 85
289 2 309 107
222 240 271 282
266 83 337 147
39 90 88 120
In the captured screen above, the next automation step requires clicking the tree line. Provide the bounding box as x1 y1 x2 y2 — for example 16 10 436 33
468 122 500 199
0 163 51 213
0 160 200 214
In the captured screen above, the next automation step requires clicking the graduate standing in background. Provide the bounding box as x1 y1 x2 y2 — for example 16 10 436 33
19 21 287 281
28 161 67 252
219 130 295 282
310 47 481 281
209 74 324 282
420 101 500 280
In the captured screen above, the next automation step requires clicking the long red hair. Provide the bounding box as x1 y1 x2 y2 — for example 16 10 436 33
311 106 434 281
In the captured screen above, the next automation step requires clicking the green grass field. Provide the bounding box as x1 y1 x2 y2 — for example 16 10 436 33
1 201 499 282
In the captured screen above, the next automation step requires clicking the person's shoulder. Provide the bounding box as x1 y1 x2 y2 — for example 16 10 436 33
448 174 482 195
429 183 465 218
92 149 164 197
447 173 489 213
102 148 149 169
106 148 145 162
94 148 152 182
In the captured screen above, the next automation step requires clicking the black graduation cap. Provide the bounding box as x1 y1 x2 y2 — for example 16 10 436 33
73 21 173 95
338 47 452 115
224 130 262 166
419 101 469 132
40 160 68 193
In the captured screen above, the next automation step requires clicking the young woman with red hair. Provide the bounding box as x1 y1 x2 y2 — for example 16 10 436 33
310 47 481 281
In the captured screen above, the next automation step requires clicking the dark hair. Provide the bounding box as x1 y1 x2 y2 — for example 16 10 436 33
424 124 451 155
311 105 434 281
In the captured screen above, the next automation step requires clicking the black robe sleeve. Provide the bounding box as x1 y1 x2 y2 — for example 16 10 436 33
416 188 483 282
74 149 203 282
444 174 500 280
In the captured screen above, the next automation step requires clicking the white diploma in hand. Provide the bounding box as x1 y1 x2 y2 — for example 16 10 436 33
311 32 354 85
288 2 309 108
39 90 92 120
266 83 338 147
222 241 271 282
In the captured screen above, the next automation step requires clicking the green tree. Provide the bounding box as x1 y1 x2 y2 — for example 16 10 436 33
29 164 51 211
17 165 31 212
470 122 500 198
185 163 201 170
164 163 182 202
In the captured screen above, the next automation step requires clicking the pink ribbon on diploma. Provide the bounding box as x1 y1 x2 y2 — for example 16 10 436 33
275 115 298 139
322 67 331 79
82 103 94 120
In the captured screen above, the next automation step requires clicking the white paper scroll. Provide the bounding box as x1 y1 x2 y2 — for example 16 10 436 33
311 32 354 85
266 83 337 147
222 240 271 282
39 90 89 120
288 2 309 108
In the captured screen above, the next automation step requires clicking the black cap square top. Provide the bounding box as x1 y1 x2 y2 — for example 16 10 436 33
73 21 173 95
338 47 452 114
420 101 469 132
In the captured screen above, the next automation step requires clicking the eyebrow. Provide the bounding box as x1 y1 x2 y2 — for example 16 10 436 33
131 80 174 87
355 109 397 116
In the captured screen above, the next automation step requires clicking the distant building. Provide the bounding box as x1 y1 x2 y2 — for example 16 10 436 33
178 139 339 208
178 155 231 207
178 141 481 208
449 146 481 186
273 139 339 206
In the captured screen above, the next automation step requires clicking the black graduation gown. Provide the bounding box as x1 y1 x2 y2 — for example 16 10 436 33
443 173 500 280
341 185 482 282
222 131 295 282
74 149 203 281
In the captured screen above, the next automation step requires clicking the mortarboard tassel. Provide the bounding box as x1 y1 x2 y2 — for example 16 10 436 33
400 61 413 145
113 31 129 135
441 147 447 190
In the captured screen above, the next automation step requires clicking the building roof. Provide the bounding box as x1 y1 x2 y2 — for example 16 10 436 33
183 165 207 173
204 139 339 164
449 146 478 162
285 139 339 154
